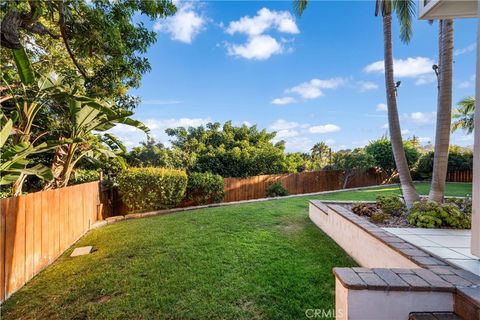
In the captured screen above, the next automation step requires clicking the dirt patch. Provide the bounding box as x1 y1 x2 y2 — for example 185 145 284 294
337 203 413 228
95 295 111 304
275 221 305 234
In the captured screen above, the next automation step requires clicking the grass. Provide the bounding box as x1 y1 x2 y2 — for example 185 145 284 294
310 182 472 202
1 182 471 319
2 197 356 319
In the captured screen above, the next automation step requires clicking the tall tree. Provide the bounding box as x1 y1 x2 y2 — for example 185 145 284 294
294 0 419 206
452 96 475 134
0 0 176 106
375 0 419 207
429 20 454 203
311 141 332 167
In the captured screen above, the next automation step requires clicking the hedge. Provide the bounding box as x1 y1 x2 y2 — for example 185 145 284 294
118 167 187 213
185 172 224 205
68 169 100 185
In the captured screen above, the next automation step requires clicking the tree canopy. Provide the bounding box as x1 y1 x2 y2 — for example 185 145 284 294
165 121 300 177
365 137 421 180
1 0 176 108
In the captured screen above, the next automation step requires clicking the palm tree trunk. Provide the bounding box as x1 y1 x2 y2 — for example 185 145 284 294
382 14 419 207
429 20 454 203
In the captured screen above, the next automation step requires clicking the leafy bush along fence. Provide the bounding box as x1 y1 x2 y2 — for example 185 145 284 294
117 168 188 213
0 181 111 302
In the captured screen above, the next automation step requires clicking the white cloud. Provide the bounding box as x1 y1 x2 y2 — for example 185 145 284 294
376 103 388 112
418 137 431 144
224 8 299 60
154 3 206 44
364 57 435 79
457 135 474 142
404 112 437 125
287 78 345 99
357 81 378 92
107 117 211 149
271 96 297 105
226 7 299 36
325 138 335 145
269 119 301 130
309 124 341 134
382 123 389 129
415 74 437 86
144 117 211 129
458 74 476 89
275 129 299 138
283 137 313 152
401 129 410 135
454 43 476 56
226 35 283 60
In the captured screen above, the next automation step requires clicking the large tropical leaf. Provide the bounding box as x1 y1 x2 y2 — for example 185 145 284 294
37 73 64 90
118 118 150 133
104 133 127 154
11 48 35 85
0 119 13 148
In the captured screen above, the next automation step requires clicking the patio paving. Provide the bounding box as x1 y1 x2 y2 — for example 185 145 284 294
384 228 480 276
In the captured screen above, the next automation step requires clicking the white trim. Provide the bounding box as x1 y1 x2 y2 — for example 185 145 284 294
470 0 480 257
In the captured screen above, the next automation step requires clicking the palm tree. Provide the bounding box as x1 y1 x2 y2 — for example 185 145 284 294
294 0 419 206
311 141 332 166
452 96 475 134
375 0 419 207
429 20 454 203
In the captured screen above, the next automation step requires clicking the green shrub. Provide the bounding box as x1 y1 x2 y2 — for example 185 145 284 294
413 148 473 180
266 182 288 197
407 200 471 229
446 197 472 214
68 169 100 185
118 167 187 213
376 195 406 216
185 172 224 205
370 212 390 223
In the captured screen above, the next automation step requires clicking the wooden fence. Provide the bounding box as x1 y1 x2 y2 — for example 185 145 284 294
223 168 384 202
0 181 110 302
446 170 473 183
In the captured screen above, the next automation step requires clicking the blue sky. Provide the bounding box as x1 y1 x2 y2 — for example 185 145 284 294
110 1 477 152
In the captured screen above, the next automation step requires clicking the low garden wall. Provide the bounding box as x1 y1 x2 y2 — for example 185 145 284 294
309 200 480 320
309 201 419 268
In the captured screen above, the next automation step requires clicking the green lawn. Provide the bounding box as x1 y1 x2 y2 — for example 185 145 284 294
310 182 472 202
1 182 471 319
2 197 356 319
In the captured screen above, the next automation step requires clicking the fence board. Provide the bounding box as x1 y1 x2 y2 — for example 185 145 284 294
446 170 473 183
0 181 107 302
0 197 6 301
24 194 34 282
221 169 383 202
32 192 42 274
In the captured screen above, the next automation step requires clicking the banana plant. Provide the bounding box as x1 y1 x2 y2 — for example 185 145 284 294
45 98 149 189
0 118 54 187
1 73 72 195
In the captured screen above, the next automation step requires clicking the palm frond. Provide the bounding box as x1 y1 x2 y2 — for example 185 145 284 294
293 0 308 17
393 0 416 43
452 96 475 134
